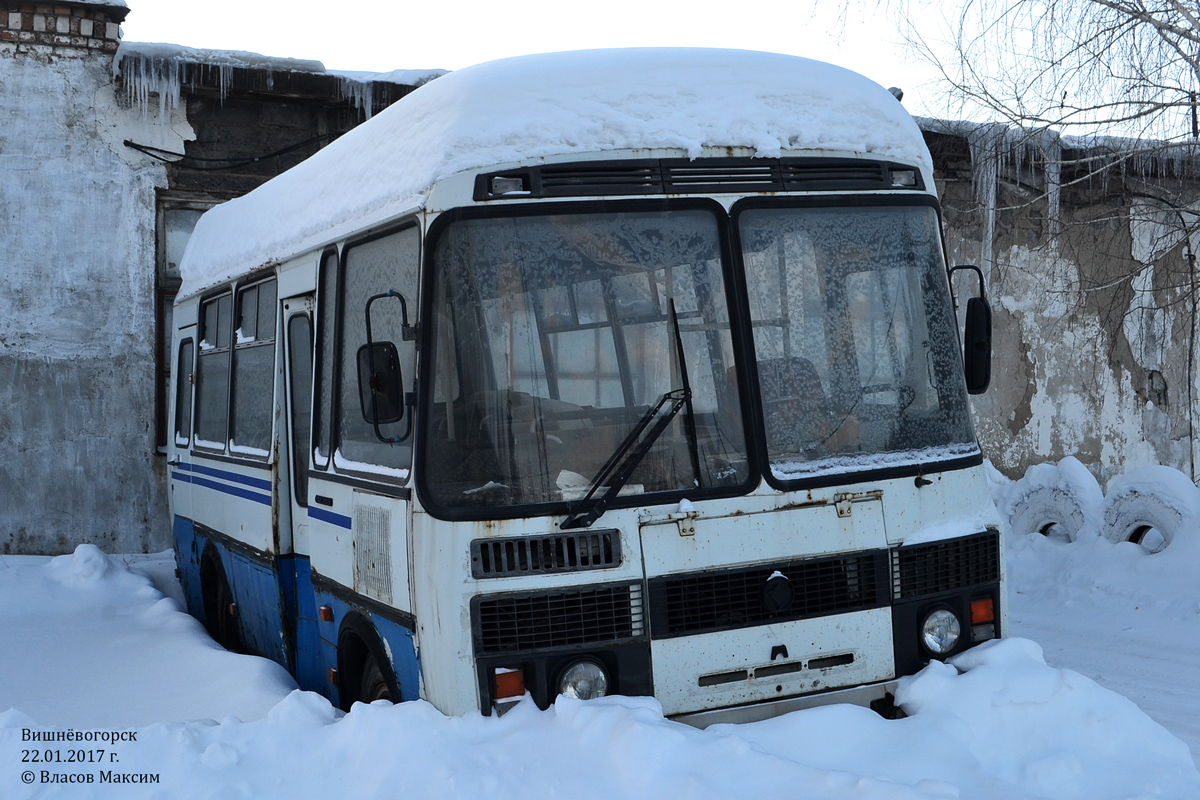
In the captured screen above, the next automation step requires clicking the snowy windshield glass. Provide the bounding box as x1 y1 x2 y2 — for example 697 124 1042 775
738 203 978 481
423 208 750 510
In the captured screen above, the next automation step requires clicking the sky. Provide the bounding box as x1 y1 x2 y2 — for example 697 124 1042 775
117 0 954 119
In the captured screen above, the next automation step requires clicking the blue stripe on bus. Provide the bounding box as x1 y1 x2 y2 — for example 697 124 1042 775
307 506 353 529
178 461 272 491
173 471 272 506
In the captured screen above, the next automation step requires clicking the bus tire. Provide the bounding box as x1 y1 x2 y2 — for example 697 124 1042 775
199 548 243 653
361 652 391 703
1101 466 1200 552
337 612 401 710
1005 458 1102 542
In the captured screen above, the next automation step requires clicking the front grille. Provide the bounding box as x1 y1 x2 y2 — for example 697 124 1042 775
471 530 620 578
647 551 888 639
473 583 644 655
475 158 922 200
893 531 1000 600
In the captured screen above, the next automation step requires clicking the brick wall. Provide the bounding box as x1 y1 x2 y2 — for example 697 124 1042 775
0 3 125 53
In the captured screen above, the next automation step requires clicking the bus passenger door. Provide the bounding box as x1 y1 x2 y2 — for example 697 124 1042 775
282 294 324 691
283 296 315 555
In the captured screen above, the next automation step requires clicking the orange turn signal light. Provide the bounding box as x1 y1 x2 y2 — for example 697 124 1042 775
493 668 526 700
970 598 995 625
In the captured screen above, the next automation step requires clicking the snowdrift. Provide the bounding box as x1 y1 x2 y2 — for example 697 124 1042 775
2 545 1197 799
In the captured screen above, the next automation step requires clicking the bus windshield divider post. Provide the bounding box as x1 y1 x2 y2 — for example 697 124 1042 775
364 289 417 445
670 299 704 490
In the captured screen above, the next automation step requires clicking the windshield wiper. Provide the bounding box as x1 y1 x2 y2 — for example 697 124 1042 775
559 388 691 530
560 300 701 530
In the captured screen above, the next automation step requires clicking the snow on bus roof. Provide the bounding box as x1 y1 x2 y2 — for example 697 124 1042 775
179 48 930 297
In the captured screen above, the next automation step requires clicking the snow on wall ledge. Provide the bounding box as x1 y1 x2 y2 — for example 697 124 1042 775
179 48 929 297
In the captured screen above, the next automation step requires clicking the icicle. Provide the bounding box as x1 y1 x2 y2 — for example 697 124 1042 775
113 43 329 144
1029 128 1062 241
218 64 232 102
338 77 374 120
966 123 1005 272
116 48 184 145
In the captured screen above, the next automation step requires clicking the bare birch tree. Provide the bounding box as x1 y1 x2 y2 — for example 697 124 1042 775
915 0 1200 141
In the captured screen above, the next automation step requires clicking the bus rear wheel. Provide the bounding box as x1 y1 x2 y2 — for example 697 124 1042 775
200 552 242 653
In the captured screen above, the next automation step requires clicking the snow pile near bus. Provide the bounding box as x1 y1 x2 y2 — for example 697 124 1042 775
991 460 1200 761
2 546 1198 798
179 48 929 296
0 547 295 728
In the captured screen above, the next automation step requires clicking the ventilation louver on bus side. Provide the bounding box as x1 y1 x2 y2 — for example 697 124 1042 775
472 582 645 655
473 158 925 200
471 530 621 578
891 531 1000 600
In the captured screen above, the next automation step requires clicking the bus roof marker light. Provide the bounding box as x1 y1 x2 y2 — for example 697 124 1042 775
890 169 917 187
491 176 528 196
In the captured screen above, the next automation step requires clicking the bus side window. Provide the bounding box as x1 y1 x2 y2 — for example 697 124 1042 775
335 224 419 477
174 338 194 447
195 292 232 451
288 315 313 505
230 278 277 458
313 250 338 470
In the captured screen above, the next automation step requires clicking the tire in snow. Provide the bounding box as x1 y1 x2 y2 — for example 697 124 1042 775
1101 465 1200 552
1003 456 1104 542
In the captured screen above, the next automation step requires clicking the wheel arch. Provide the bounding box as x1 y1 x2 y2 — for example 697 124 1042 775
336 609 400 710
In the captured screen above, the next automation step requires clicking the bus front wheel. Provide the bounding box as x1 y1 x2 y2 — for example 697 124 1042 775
360 652 391 703
337 612 400 710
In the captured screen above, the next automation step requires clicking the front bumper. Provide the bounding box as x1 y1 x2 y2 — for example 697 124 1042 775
669 679 900 728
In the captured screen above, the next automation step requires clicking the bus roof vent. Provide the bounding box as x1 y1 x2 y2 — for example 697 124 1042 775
471 530 621 579
539 163 662 195
474 158 922 200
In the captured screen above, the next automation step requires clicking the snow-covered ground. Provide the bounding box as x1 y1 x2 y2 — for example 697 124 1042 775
1006 522 1200 761
2 469 1199 798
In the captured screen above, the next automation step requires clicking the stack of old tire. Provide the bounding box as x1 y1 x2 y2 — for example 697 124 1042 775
994 457 1200 553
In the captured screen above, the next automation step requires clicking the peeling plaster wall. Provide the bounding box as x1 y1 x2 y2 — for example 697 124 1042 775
936 155 1200 489
0 47 177 554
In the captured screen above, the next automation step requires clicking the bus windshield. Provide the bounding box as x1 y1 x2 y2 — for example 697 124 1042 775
423 207 751 510
738 203 978 481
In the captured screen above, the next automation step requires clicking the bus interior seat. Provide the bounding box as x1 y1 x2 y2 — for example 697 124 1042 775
754 356 834 456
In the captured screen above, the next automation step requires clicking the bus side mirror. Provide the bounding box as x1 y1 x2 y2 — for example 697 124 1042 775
357 341 404 424
963 296 991 394
950 264 991 395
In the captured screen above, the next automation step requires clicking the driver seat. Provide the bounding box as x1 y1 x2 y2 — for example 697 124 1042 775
755 356 833 455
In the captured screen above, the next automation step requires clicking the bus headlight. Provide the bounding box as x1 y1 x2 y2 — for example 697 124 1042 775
920 608 962 655
557 659 609 700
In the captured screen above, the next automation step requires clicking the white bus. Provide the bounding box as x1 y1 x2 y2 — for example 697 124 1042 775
167 48 1003 724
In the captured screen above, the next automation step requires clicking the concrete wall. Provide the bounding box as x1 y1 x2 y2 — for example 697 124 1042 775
0 22 415 555
0 45 174 554
930 129 1200 489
